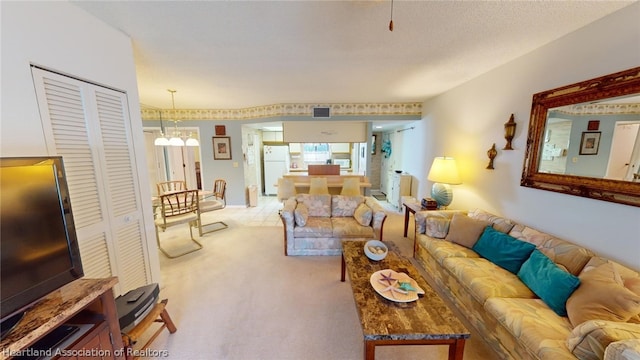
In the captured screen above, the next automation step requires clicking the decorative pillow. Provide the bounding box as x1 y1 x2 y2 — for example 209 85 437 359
473 226 536 274
294 203 309 227
518 249 581 316
444 214 491 248
353 203 372 227
566 320 640 360
425 213 451 239
566 262 640 327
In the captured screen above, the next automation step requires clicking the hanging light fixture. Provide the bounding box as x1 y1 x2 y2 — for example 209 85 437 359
185 135 200 147
154 110 170 146
167 90 185 146
165 89 200 147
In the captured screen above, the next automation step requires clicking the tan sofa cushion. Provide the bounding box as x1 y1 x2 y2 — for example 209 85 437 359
421 238 480 265
567 262 640 327
445 213 491 248
442 257 535 303
293 217 332 238
485 297 573 357
331 217 374 238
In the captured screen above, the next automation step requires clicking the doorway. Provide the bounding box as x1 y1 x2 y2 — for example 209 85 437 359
606 121 640 181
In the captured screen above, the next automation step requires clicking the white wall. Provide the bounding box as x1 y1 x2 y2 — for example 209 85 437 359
1 2 161 282
406 3 640 268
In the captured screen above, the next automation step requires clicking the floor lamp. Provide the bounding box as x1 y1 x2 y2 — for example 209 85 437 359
427 157 462 209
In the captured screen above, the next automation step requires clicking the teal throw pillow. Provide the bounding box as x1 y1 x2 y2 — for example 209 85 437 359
472 226 536 274
518 250 581 317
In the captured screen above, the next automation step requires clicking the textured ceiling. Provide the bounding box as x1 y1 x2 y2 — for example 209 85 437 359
72 1 634 110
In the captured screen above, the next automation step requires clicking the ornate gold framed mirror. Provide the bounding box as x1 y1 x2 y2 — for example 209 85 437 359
521 67 640 207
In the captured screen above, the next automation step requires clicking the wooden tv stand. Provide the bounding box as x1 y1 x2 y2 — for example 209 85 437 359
0 277 124 360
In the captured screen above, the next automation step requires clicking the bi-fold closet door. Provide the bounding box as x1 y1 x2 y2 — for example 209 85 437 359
32 67 152 295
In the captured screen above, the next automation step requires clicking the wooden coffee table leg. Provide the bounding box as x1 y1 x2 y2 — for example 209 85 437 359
448 338 466 360
364 340 375 360
341 253 346 282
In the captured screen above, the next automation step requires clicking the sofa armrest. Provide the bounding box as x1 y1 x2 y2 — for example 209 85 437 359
605 339 640 360
567 320 640 360
365 197 387 240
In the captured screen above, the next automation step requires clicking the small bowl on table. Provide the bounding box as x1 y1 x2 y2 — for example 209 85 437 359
364 240 388 261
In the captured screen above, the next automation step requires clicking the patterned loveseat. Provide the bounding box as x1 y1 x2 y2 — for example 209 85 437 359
280 194 387 256
414 209 640 360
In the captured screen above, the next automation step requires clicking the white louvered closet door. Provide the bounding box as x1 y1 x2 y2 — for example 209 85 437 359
32 67 150 295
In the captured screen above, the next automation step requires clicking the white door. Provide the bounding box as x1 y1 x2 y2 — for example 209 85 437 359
33 67 153 294
606 122 640 180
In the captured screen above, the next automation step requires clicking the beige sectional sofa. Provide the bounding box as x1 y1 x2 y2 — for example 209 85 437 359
413 209 640 360
280 194 387 256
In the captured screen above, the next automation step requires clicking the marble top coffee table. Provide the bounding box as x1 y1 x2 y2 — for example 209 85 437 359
341 240 470 360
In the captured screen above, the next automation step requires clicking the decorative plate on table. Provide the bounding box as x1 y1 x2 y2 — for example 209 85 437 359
369 269 425 303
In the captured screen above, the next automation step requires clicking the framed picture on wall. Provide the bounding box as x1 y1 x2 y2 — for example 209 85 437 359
213 136 232 160
371 135 377 155
579 131 601 155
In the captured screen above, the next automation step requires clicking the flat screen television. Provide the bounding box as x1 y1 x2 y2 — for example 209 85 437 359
0 156 84 339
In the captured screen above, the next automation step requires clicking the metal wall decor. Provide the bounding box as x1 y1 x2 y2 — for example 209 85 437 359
503 114 516 150
486 143 497 170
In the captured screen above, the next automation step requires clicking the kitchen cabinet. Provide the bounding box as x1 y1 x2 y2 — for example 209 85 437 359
263 131 283 142
387 173 411 209
330 143 350 153
289 143 301 153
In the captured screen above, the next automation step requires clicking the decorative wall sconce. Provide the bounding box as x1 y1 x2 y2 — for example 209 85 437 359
503 114 516 150
486 143 497 169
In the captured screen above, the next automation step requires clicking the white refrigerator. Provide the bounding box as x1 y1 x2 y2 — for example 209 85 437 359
263 145 290 195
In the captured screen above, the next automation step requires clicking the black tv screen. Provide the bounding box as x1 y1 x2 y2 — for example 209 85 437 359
0 157 84 333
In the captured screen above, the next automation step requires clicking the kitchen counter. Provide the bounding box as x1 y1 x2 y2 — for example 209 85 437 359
287 169 354 175
282 174 371 195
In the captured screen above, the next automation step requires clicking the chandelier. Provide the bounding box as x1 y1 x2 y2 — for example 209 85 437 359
154 89 199 147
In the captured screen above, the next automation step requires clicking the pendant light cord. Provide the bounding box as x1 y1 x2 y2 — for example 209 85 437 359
389 0 394 31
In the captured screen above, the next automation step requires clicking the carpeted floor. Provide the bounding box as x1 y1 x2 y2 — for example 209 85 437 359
142 197 498 359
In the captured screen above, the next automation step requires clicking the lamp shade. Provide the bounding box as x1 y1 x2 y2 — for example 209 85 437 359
427 157 462 185
169 136 185 146
154 136 170 146
185 137 200 147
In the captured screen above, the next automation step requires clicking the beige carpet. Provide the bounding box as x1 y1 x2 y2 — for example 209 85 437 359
142 200 498 359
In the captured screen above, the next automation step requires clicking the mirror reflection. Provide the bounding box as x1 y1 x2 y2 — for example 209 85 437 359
538 94 640 182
